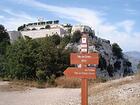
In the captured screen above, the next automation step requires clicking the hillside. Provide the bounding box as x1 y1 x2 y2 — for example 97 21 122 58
125 51 140 60
89 74 140 105
124 51 140 73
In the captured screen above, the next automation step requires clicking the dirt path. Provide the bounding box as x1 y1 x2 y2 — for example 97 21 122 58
0 75 140 105
0 84 81 105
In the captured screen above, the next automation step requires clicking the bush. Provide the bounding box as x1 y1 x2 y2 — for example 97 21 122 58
45 25 50 29
0 24 10 55
47 74 56 86
71 31 82 43
17 24 25 31
32 28 37 30
98 55 107 70
50 34 61 45
137 61 140 69
112 43 123 59
59 35 71 49
107 64 114 77
36 69 46 88
36 69 46 82
114 61 121 70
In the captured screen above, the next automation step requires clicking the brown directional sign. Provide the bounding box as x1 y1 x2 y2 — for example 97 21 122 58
64 67 96 79
70 53 99 65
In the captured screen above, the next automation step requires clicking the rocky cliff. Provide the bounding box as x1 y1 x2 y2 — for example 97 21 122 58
66 33 133 79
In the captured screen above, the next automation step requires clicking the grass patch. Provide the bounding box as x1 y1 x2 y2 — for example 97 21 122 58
9 79 57 89
55 76 107 88
1 77 11 81
88 77 107 85
55 76 81 88
10 80 38 87
89 76 134 96
134 70 140 82
0 77 2 81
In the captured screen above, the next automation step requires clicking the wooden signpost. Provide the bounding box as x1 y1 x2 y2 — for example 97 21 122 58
64 33 99 105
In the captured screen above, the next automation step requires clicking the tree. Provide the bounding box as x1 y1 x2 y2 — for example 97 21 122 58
60 35 71 48
98 55 107 70
1 35 70 80
107 64 114 77
125 61 132 67
36 37 70 77
36 69 46 82
0 25 10 77
0 24 10 55
112 43 123 59
50 34 61 45
45 25 51 29
32 28 37 30
71 31 82 43
5 38 40 80
123 60 133 76
114 61 121 70
17 24 25 31
137 61 140 70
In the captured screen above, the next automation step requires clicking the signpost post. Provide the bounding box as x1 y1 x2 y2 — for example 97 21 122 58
64 33 99 105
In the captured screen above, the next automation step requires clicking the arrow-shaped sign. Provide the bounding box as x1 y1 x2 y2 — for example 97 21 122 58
64 67 96 79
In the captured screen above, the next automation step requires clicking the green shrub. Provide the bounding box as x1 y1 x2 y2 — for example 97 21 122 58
112 43 123 59
71 31 82 43
107 64 114 77
98 55 107 70
47 74 56 86
36 69 46 82
36 69 46 88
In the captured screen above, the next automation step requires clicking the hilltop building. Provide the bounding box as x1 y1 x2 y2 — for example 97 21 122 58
8 20 95 41
71 25 92 34
18 20 71 38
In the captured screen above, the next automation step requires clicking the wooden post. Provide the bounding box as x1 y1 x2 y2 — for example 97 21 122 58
81 77 88 105
81 33 88 105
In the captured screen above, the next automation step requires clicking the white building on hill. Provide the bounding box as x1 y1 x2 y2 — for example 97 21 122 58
18 20 69 39
8 20 95 41
21 27 66 39
71 25 92 34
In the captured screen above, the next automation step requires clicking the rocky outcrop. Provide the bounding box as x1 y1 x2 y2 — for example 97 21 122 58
66 34 133 79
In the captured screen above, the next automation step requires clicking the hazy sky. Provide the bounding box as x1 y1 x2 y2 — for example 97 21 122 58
0 0 140 52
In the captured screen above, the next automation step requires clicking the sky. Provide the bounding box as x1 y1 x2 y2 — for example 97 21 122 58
0 0 140 52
